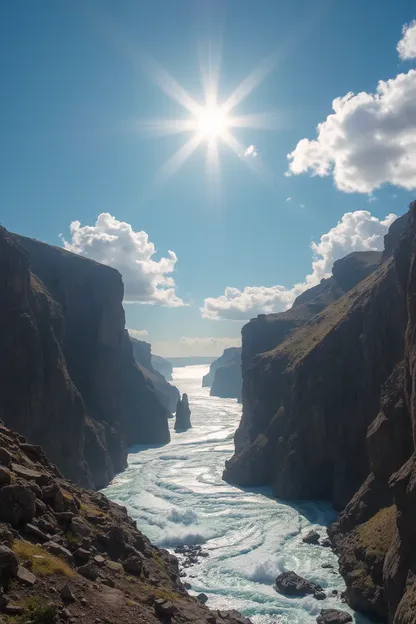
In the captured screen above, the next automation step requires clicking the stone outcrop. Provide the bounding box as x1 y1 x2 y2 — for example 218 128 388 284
130 338 179 413
0 420 251 624
0 228 170 490
174 394 192 431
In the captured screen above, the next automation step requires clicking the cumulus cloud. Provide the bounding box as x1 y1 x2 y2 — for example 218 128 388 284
286 197 292 202
397 20 416 60
128 329 148 339
62 213 183 307
152 336 241 357
202 210 396 320
244 145 258 157
287 22 416 194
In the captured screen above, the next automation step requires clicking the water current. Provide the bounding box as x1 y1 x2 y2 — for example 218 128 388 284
104 365 370 624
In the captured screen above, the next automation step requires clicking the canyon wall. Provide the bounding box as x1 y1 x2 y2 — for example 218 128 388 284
0 228 170 489
224 206 416 623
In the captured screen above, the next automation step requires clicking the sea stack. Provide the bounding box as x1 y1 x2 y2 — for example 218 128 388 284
175 393 192 431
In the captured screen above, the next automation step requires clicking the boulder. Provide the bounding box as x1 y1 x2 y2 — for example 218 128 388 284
197 592 208 604
44 541 74 564
316 609 353 624
0 468 11 486
0 485 36 526
77 563 98 581
0 545 18 586
275 571 323 597
16 565 37 586
25 523 48 542
154 598 174 616
60 583 76 603
69 517 91 538
302 530 320 545
122 554 143 576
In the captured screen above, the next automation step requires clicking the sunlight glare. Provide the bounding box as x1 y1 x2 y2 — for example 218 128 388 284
194 105 229 139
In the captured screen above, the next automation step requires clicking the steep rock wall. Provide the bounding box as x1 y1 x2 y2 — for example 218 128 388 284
0 228 170 489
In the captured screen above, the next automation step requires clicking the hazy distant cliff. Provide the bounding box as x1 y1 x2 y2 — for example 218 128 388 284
202 347 242 401
130 338 180 413
0 228 170 489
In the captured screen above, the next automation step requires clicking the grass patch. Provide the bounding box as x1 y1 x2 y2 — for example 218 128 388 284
13 540 74 577
4 596 57 624
23 596 57 624
65 532 81 547
356 505 396 557
80 501 108 518
151 551 164 569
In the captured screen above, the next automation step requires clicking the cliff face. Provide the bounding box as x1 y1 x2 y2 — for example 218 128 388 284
210 348 242 401
130 338 180 413
328 205 416 623
223 205 415 623
0 228 170 490
226 247 389 479
151 353 173 381
0 421 251 624
202 348 242 401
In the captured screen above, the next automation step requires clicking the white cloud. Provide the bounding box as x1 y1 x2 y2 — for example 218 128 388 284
201 210 396 320
287 69 416 193
397 20 416 60
128 328 148 339
152 336 241 357
244 145 258 157
286 197 292 202
287 24 416 194
62 213 183 307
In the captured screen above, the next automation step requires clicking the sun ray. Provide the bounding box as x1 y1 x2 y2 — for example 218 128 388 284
133 118 196 138
153 133 203 188
140 54 201 116
221 54 277 114
229 111 282 131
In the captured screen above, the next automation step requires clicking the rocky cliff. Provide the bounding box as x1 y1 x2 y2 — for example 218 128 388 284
151 354 173 381
225 245 391 490
130 338 180 413
0 420 250 624
0 228 170 490
223 206 416 623
210 349 242 401
202 348 242 400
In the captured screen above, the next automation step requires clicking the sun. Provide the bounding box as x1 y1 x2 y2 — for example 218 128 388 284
135 50 278 187
194 105 229 140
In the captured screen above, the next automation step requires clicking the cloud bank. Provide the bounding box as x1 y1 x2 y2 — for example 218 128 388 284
202 210 396 320
287 22 416 193
62 213 183 307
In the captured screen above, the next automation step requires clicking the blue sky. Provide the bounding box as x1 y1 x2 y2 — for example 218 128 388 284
1 0 415 356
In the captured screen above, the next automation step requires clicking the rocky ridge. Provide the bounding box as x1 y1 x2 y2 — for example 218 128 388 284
0 228 170 490
0 421 251 624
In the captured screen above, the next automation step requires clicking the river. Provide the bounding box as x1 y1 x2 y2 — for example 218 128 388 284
103 365 369 623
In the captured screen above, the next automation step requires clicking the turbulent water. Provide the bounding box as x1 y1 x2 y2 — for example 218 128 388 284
104 365 369 624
